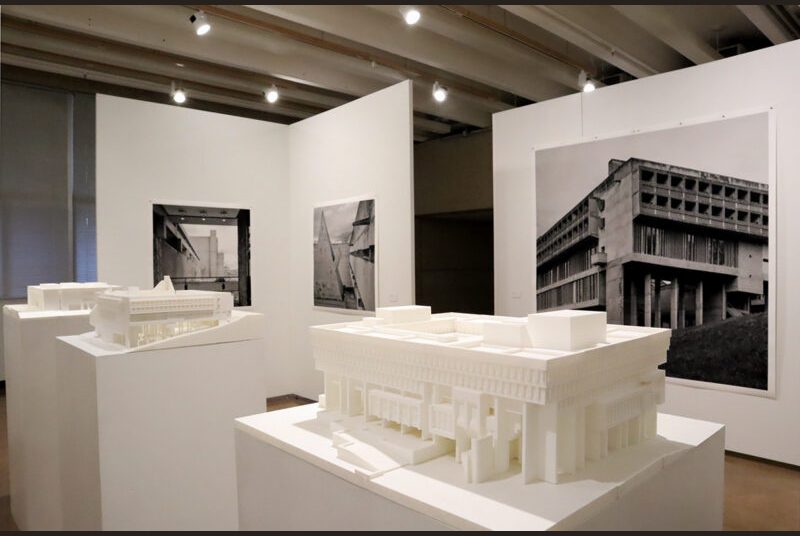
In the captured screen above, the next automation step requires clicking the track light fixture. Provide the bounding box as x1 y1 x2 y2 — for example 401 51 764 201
190 11 211 36
170 82 187 104
432 81 448 103
403 8 421 25
265 84 279 104
578 70 596 93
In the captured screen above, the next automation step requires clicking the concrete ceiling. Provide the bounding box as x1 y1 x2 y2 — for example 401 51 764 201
2 4 797 142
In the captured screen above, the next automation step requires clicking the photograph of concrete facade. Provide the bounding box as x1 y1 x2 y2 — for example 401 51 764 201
534 112 772 392
313 198 376 311
311 306 671 485
152 203 251 306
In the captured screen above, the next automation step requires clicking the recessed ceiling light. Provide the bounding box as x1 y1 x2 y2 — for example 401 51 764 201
190 11 211 36
265 84 279 104
432 81 448 103
404 8 421 25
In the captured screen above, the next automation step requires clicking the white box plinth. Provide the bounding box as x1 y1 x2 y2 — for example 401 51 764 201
55 312 267 530
527 310 607 351
235 404 724 531
2 306 93 530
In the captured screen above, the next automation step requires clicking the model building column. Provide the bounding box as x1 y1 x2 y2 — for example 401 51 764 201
522 402 559 484
493 397 512 473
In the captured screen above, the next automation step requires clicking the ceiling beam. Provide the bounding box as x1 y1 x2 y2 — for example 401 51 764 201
611 5 723 65
0 4 490 127
500 5 689 78
737 5 793 45
245 4 573 102
1 64 298 124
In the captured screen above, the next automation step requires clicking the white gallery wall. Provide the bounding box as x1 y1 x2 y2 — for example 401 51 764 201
96 96 292 396
493 40 800 465
95 81 415 399
288 81 415 399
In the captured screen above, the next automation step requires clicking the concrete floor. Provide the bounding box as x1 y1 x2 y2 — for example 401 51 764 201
0 391 796 531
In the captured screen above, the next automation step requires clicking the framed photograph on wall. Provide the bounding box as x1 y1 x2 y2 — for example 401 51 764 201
313 196 376 313
152 202 252 306
532 109 776 397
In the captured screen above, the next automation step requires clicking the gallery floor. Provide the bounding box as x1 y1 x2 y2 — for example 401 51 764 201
0 389 795 531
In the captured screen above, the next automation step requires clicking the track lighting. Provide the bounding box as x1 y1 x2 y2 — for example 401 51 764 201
170 82 187 104
190 11 211 36
265 84 279 104
578 70 596 93
403 8 421 25
432 81 448 103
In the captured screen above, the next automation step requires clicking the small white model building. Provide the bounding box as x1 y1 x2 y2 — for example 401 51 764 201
90 276 233 348
26 282 116 311
311 306 671 484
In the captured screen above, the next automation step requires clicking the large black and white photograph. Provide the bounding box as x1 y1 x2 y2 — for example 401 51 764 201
313 197 376 312
534 112 774 394
152 203 251 306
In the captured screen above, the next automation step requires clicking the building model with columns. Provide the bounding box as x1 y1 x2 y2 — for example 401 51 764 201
89 276 233 348
311 305 671 484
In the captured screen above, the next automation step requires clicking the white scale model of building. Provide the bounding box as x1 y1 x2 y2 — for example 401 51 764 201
311 306 671 484
26 282 117 312
90 276 233 348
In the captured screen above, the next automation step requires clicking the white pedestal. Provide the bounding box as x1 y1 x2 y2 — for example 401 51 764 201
2 305 93 530
55 317 266 531
235 404 725 531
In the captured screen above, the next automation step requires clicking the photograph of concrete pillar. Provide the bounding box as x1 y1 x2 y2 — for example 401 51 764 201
534 112 773 393
152 204 251 306
313 197 376 311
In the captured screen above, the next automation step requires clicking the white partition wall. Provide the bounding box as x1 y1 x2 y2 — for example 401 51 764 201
96 97 292 396
493 40 800 465
95 82 415 399
288 81 415 399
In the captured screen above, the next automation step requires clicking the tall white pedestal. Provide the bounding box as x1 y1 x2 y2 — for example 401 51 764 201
235 404 725 531
56 315 266 531
2 305 93 530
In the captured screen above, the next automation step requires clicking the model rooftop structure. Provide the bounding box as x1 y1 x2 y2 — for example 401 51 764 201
90 276 233 348
26 282 116 312
311 305 671 484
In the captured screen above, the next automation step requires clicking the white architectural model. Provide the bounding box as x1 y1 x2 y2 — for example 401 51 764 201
311 306 671 484
90 276 233 348
26 282 116 312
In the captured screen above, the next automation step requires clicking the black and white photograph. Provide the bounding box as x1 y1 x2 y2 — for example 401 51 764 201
152 203 251 306
534 112 773 393
313 197 376 311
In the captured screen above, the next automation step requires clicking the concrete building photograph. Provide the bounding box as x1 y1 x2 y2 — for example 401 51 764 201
535 113 771 391
152 204 252 306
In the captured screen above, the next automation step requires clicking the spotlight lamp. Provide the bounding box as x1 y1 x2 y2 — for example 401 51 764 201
190 11 211 36
170 82 187 104
403 8 421 25
578 70 596 93
265 84 279 104
432 81 448 103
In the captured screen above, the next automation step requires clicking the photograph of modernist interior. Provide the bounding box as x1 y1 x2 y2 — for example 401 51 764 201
313 198 376 311
152 204 251 306
535 112 771 391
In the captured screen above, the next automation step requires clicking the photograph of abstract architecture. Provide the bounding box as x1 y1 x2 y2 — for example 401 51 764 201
152 203 251 306
311 306 671 484
535 113 771 391
314 198 376 311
